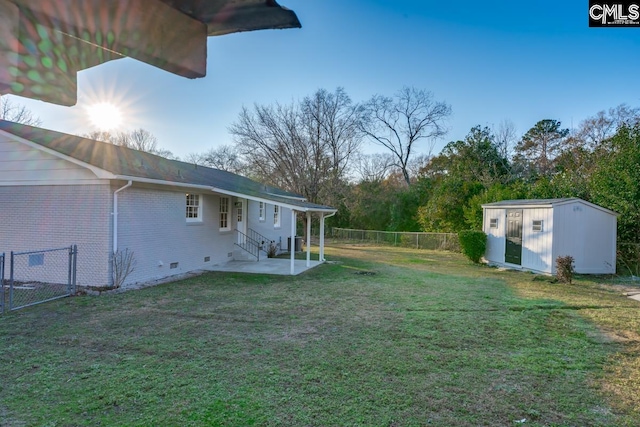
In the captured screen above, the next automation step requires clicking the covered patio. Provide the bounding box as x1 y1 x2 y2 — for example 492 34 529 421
208 258 324 276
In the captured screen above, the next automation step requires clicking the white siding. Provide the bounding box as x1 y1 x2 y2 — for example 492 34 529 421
483 200 617 275
553 202 616 274
521 208 554 273
0 138 99 184
483 207 505 264
0 184 112 287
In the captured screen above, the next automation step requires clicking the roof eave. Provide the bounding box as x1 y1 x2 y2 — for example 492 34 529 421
212 187 337 213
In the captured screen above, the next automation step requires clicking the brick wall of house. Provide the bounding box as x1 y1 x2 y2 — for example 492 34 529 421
246 200 294 251
0 184 112 287
115 185 237 286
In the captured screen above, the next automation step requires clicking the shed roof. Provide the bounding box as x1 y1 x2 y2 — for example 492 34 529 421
0 120 335 213
482 198 617 215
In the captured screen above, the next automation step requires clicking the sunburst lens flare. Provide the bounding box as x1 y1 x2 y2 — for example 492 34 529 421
86 102 123 131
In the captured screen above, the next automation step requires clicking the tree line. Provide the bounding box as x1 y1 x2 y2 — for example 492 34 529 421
190 87 640 247
5 91 639 247
342 103 640 247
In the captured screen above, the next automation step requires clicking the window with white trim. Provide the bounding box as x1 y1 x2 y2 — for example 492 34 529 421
274 205 281 228
489 218 498 228
259 202 265 221
532 220 543 232
186 194 202 222
219 197 230 231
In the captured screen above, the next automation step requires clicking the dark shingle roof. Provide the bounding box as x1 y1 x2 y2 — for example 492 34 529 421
0 120 335 212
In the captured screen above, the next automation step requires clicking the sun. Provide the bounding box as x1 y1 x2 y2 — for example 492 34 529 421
86 102 123 131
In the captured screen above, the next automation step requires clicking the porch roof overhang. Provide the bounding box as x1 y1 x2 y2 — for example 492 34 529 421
1 0 300 106
113 174 337 214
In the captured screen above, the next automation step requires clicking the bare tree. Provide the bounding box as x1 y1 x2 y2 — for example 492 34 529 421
83 128 177 159
360 87 451 186
406 153 432 182
0 95 42 126
183 152 208 166
570 104 640 150
203 145 247 174
229 88 362 205
185 145 247 174
493 119 517 159
355 153 395 183
84 130 119 143
122 128 159 152
301 88 362 190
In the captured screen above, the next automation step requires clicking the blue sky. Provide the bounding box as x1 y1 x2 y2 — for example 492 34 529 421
10 0 640 159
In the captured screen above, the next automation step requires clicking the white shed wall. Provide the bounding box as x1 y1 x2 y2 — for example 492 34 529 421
483 207 506 263
520 208 554 273
483 200 617 275
553 202 616 274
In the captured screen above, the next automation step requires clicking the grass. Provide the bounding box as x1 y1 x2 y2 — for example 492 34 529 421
1 243 639 426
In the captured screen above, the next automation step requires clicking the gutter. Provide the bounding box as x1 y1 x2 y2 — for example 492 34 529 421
113 180 132 252
113 176 336 213
210 187 338 214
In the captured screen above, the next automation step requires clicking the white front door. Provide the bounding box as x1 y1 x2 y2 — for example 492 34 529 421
236 198 246 244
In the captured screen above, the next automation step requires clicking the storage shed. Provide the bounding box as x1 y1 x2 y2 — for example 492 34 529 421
482 198 617 275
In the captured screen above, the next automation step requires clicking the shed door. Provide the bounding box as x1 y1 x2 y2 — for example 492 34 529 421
505 209 523 265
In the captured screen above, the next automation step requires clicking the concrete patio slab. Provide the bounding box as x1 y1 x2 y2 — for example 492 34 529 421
208 258 324 276
628 293 640 302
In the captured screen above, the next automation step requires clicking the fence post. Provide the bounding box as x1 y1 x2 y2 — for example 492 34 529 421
9 251 14 311
72 245 78 294
67 245 78 295
68 245 73 295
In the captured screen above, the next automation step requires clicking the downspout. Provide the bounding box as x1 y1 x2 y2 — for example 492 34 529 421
320 211 336 262
290 209 297 275
113 180 132 253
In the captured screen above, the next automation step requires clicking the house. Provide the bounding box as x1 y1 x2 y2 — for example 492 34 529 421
482 198 617 275
0 120 336 288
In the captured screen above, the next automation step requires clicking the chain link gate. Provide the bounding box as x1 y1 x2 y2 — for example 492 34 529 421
2 245 77 313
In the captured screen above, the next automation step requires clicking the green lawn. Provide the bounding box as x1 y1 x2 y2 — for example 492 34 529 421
1 243 639 426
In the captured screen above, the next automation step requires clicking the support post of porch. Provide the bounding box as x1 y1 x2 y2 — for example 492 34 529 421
306 211 311 267
319 213 325 262
290 209 296 275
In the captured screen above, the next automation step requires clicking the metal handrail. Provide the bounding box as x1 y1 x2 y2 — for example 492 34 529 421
247 228 272 250
234 229 261 261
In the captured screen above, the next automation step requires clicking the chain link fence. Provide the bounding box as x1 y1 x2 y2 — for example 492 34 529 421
1 245 77 314
331 228 460 252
